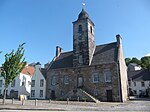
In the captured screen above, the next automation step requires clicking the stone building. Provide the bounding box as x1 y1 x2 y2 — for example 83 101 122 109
45 8 128 102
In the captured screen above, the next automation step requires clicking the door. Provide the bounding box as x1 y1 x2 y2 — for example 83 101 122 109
78 77 83 88
51 90 56 100
106 90 113 102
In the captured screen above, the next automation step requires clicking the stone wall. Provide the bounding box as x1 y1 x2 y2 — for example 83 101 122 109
46 62 121 102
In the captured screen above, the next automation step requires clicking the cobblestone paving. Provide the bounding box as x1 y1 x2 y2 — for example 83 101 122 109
0 99 150 111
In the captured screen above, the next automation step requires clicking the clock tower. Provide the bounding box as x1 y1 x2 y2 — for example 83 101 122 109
73 8 95 67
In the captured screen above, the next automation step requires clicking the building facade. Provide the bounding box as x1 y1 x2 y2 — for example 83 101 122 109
0 65 35 99
128 69 150 97
30 62 46 99
45 8 128 102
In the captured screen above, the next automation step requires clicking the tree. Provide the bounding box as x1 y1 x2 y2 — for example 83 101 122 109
130 57 141 65
125 58 131 66
1 43 26 104
141 56 150 69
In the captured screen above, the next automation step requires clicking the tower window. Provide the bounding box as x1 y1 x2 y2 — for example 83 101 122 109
78 25 82 33
90 26 92 34
79 55 83 64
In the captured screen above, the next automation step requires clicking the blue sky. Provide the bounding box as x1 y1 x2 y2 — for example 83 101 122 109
0 0 150 66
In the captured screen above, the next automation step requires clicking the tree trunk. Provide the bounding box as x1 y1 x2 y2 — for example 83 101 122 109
3 88 6 105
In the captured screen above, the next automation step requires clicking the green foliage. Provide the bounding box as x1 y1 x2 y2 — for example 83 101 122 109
125 58 131 66
130 57 141 65
141 56 150 69
125 56 150 69
1 43 26 88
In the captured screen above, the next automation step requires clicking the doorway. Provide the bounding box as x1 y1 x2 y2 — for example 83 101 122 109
51 90 56 100
106 90 113 102
78 77 83 88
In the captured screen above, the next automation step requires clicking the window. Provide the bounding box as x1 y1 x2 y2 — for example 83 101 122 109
134 82 136 86
92 73 99 83
90 26 92 34
64 76 69 84
51 76 57 86
60 91 64 96
22 82 24 86
0 89 1 95
0 80 3 87
129 81 131 86
79 55 83 64
31 90 35 97
28 81 31 86
31 80 35 87
93 90 98 96
104 69 112 82
141 82 145 87
11 80 15 87
133 90 137 95
40 90 43 97
78 25 82 33
40 79 44 87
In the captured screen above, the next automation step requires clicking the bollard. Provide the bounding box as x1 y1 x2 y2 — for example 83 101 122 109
77 97 79 102
35 99 37 106
49 99 51 103
22 99 25 105
67 98 69 104
12 98 14 104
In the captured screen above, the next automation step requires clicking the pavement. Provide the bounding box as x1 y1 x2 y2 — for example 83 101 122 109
0 98 150 111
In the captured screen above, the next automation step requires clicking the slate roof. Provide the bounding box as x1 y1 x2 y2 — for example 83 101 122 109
40 68 47 79
91 42 117 65
49 51 73 69
128 70 150 81
49 42 118 70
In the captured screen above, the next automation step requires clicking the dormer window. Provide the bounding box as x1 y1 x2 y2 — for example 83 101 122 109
78 25 82 33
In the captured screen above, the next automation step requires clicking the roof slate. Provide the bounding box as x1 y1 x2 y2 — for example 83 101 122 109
128 70 150 81
49 42 117 70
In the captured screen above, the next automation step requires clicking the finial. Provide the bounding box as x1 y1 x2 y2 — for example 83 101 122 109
82 2 86 9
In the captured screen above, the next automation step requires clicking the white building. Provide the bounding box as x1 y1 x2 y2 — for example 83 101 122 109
128 63 141 71
0 65 35 99
30 62 46 99
128 69 150 97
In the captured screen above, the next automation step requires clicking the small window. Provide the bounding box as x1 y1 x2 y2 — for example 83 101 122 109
40 90 43 97
79 55 83 64
31 80 35 87
51 76 57 86
78 25 82 33
28 81 31 86
31 90 35 97
92 73 99 83
64 75 69 84
60 90 64 96
141 82 145 87
40 79 44 87
93 90 98 96
0 80 3 87
104 69 112 82
90 26 92 34
129 81 131 86
0 89 1 95
22 82 24 86
134 82 136 86
133 90 137 95
11 80 15 87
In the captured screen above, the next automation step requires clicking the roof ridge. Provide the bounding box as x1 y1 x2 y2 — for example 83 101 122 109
96 42 117 47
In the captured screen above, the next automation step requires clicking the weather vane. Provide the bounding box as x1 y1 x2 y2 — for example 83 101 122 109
82 0 86 9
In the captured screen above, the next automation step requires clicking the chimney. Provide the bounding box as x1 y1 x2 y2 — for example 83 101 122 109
56 46 63 57
116 34 122 46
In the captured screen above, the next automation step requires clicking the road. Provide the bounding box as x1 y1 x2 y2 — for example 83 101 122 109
0 98 150 111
